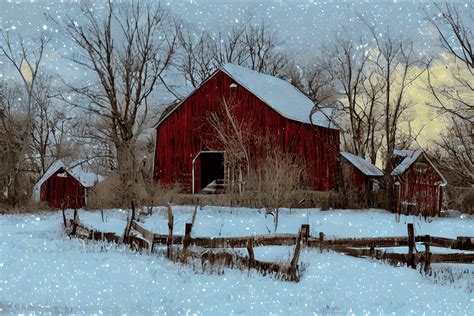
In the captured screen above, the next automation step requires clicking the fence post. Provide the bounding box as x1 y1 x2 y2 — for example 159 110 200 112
246 239 255 269
131 200 136 221
407 223 416 269
319 232 324 253
289 228 303 282
301 224 310 246
166 203 174 259
184 223 192 250
61 206 68 228
423 242 431 274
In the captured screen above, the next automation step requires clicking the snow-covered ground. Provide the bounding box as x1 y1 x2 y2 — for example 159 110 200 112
0 208 473 314
138 206 473 239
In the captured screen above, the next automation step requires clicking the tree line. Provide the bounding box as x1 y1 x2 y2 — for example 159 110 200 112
0 0 472 210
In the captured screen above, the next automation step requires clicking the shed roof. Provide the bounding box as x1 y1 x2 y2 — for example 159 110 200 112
391 149 423 176
391 149 447 185
33 160 103 201
156 63 338 129
340 151 384 177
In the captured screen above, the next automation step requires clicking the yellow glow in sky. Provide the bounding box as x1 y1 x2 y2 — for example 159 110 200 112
402 53 473 148
20 59 33 82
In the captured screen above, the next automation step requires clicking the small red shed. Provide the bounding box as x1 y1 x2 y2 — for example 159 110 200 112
392 150 447 217
153 63 340 193
340 151 384 189
33 160 102 209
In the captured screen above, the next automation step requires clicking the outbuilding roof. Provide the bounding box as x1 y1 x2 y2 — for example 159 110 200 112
33 160 103 201
391 149 423 176
156 63 338 129
391 149 447 185
340 151 384 177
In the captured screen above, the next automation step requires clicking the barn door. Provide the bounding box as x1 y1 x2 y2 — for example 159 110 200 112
200 152 225 190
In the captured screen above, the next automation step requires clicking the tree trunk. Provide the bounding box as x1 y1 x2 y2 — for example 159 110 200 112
116 142 142 202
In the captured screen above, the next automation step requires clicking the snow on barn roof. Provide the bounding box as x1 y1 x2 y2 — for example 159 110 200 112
220 63 337 128
391 149 423 176
33 160 103 202
156 63 338 129
340 151 384 177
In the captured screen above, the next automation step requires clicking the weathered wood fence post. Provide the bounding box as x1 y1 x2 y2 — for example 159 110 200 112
246 239 255 269
423 242 431 274
301 224 310 246
407 223 416 269
166 203 174 259
131 200 136 221
289 226 304 281
61 206 68 228
319 232 325 253
183 223 193 250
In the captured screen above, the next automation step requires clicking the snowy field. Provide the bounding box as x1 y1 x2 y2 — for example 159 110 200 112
1 207 473 314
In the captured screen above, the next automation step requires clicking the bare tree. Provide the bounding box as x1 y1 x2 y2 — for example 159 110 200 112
323 37 384 164
369 32 427 211
29 74 72 174
175 20 288 89
426 1 473 123
424 2 473 189
206 97 254 191
54 0 177 201
0 84 31 206
251 149 307 232
282 59 337 107
437 118 473 185
0 31 68 203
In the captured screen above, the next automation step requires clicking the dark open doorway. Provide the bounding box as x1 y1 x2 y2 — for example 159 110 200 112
200 152 224 190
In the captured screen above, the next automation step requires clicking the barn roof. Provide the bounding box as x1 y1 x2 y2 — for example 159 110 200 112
221 64 337 128
391 149 447 185
340 151 384 177
33 160 103 202
391 149 423 176
156 63 338 129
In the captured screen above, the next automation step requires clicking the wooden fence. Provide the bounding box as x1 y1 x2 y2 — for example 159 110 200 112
64 210 473 282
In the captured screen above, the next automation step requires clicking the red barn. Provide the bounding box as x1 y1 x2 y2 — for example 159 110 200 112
392 150 447 217
33 160 102 209
153 63 340 193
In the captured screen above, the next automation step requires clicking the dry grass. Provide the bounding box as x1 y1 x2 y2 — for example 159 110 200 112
0 200 51 215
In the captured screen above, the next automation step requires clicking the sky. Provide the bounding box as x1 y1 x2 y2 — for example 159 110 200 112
0 0 465 146
0 0 443 80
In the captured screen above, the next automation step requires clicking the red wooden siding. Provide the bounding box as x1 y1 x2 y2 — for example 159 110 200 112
396 159 444 217
350 165 367 188
40 168 86 209
339 157 372 190
154 70 340 192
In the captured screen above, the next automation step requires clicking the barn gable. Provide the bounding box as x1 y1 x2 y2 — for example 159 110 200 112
157 63 338 129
